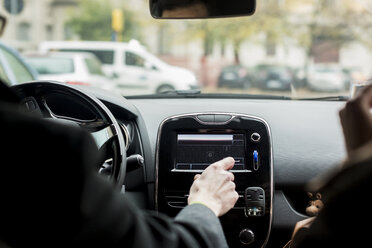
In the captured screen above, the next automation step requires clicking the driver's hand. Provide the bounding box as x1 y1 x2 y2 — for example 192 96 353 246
339 84 372 156
187 157 239 217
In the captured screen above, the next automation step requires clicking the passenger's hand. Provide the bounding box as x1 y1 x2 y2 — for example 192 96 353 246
283 217 315 248
339 84 372 155
187 157 239 217
291 217 315 240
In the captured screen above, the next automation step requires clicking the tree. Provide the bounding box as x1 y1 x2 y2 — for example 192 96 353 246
67 0 112 41
67 0 144 42
169 0 290 64
285 0 372 65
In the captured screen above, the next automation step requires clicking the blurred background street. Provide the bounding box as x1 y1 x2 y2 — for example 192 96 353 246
1 0 371 97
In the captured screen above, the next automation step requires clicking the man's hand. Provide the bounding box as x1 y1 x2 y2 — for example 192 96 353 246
339 84 372 155
187 157 239 217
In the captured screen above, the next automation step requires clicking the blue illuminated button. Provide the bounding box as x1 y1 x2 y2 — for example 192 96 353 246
253 150 259 171
253 151 258 161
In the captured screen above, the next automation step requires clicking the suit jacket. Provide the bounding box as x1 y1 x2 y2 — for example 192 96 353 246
292 141 372 247
0 104 227 248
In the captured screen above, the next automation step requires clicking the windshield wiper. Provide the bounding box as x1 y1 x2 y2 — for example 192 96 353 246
297 95 349 101
126 91 348 101
126 91 293 100
160 89 202 96
126 89 202 99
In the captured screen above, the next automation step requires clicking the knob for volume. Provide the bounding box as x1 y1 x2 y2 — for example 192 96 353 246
239 229 255 245
251 132 261 142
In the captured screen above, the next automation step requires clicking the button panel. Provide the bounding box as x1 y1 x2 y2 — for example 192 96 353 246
196 114 215 123
196 114 233 124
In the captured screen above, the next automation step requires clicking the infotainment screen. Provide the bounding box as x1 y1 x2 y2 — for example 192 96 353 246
175 133 246 171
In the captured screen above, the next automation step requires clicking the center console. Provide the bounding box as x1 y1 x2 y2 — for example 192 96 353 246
156 113 273 247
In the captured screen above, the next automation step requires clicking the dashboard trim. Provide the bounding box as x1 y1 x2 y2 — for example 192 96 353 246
155 112 274 248
119 123 131 151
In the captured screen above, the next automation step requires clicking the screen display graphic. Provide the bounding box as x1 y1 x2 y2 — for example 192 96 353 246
175 134 246 170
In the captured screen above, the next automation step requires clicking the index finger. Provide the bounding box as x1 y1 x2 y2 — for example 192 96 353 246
216 157 235 171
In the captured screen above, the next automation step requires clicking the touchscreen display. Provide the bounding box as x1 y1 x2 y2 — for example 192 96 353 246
175 134 246 170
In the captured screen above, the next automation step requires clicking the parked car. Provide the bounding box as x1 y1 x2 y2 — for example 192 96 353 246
252 64 293 91
307 64 346 92
24 52 117 92
217 64 252 89
0 41 38 86
38 40 199 95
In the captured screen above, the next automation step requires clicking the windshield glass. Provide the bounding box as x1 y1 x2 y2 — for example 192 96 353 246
2 0 371 99
25 57 74 75
0 45 35 83
85 57 105 76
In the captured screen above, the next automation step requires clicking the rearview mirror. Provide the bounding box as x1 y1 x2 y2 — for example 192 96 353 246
150 0 256 19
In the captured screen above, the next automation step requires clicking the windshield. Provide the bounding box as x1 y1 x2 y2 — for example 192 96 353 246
84 57 105 76
25 57 75 75
2 0 372 99
0 45 35 83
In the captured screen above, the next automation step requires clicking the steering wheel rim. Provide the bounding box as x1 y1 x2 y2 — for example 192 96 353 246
11 81 127 190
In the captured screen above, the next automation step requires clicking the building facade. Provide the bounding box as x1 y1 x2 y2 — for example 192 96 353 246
0 0 78 52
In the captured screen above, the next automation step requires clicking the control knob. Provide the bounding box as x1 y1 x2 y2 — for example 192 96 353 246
239 229 255 245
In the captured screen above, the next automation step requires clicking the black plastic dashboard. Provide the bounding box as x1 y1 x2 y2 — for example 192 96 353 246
87 87 346 247
156 113 273 247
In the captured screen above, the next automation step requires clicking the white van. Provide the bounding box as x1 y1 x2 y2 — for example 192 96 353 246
38 40 199 95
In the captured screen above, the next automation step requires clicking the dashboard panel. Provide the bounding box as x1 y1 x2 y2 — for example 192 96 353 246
7 76 347 247
128 98 345 185
86 87 346 247
156 113 273 247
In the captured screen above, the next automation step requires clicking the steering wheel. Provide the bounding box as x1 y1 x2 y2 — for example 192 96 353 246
11 81 127 190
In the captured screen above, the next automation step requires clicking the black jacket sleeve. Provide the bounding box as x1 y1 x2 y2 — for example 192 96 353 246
0 106 227 248
75 170 228 248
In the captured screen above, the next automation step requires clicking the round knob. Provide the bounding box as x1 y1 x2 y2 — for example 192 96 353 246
239 229 255 245
251 132 261 142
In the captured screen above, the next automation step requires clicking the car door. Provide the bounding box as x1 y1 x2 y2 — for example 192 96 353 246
116 50 155 95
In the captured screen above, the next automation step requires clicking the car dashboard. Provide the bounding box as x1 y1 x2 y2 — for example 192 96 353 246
87 86 346 247
37 84 343 247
